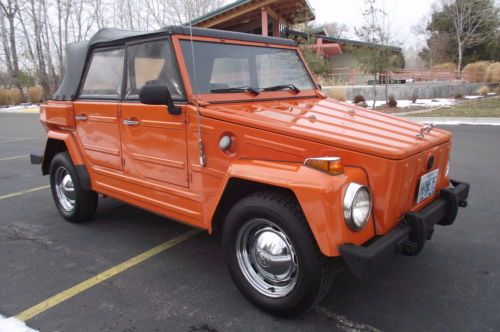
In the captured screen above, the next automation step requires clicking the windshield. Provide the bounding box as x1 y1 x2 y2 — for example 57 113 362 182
180 40 316 94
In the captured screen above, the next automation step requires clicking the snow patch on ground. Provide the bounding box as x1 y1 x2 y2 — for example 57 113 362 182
360 98 457 108
354 94 493 109
0 315 38 332
0 104 40 113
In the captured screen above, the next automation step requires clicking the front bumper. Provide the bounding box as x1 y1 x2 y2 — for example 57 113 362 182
339 179 470 279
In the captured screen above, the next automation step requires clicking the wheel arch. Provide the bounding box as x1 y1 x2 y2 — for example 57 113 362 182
42 131 91 191
211 177 298 235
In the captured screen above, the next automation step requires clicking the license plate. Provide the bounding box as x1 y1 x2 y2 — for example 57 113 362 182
417 169 439 203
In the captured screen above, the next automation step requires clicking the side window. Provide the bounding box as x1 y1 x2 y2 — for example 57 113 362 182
80 48 124 99
126 40 184 100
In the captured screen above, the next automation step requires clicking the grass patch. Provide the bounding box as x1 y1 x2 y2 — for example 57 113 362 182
412 96 500 117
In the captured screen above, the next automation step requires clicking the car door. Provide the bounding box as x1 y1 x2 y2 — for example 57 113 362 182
74 48 125 171
120 39 188 187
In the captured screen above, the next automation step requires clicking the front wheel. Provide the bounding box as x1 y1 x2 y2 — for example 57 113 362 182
222 190 334 317
49 152 98 223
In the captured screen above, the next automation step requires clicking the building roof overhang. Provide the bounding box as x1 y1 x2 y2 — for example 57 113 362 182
186 0 315 29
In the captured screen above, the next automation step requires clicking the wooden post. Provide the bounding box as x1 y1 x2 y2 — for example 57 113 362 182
261 7 268 36
274 17 281 37
316 38 323 55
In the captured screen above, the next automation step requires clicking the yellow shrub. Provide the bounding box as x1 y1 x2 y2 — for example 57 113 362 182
0 89 8 106
327 87 346 101
432 62 456 72
463 61 492 83
27 86 43 103
485 63 500 83
6 88 22 105
476 85 490 96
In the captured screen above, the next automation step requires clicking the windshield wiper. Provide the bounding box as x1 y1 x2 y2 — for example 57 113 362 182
211 86 259 96
261 84 300 94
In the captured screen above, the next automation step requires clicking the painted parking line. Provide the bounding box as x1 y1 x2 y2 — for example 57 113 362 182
0 137 40 144
0 185 50 201
15 228 202 322
0 154 29 162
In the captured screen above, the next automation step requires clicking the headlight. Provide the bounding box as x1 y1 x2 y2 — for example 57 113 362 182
343 183 372 231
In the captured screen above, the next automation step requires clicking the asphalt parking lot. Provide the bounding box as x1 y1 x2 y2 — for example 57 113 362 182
0 113 499 332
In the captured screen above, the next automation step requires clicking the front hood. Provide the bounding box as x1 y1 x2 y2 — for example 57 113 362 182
200 98 451 160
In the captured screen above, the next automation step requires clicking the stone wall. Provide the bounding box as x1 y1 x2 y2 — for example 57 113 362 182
323 82 494 101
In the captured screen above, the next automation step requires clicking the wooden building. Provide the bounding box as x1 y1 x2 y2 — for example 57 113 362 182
187 0 404 84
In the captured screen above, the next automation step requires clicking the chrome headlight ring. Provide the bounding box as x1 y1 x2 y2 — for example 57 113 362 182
343 183 372 231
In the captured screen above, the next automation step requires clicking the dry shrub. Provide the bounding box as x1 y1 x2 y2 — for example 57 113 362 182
353 95 365 104
432 62 456 72
411 93 418 103
463 61 491 83
454 94 463 99
27 86 43 103
476 85 490 96
485 63 500 83
327 87 346 101
6 88 22 105
0 89 8 106
387 95 398 107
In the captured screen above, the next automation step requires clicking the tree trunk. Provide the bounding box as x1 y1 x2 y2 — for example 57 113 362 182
0 11 13 79
6 14 25 100
457 41 463 79
372 72 377 108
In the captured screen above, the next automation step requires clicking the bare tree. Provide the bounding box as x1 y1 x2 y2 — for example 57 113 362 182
0 9 13 83
0 0 24 97
441 0 499 75
0 0 227 97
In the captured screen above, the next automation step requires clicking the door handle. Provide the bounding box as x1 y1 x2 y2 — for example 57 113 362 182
75 114 88 121
122 119 140 126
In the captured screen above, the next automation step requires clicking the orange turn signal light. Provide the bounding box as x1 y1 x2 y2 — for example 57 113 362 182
304 157 344 175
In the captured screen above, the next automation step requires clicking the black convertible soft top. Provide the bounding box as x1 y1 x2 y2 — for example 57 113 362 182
53 26 297 100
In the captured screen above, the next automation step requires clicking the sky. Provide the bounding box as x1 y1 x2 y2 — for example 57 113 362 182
308 0 437 49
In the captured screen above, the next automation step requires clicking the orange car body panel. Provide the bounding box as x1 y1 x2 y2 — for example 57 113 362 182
73 101 123 170
40 34 453 257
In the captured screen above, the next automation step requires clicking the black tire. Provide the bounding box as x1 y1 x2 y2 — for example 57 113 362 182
222 190 334 317
49 152 98 223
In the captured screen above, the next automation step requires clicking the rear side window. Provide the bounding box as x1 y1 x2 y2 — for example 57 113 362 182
126 40 184 100
80 48 124 99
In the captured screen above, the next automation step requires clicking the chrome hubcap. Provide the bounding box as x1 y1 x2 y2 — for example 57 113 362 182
54 166 75 212
236 218 298 298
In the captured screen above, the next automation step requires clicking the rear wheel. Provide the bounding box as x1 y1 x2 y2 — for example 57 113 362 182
222 190 334 317
49 152 98 223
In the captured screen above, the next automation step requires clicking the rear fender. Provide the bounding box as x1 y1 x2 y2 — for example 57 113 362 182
210 160 375 256
41 131 90 190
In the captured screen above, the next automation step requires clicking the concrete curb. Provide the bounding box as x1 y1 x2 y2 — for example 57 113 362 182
400 116 500 125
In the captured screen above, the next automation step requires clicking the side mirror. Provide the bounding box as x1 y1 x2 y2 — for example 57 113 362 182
139 84 181 115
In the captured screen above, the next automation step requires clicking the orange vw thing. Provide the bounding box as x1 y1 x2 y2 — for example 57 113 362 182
32 27 469 316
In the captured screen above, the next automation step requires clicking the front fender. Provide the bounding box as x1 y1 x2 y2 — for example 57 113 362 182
212 160 376 256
